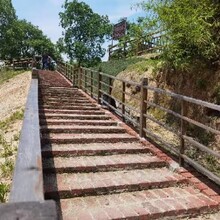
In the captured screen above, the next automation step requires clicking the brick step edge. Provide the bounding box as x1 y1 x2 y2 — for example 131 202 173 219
41 148 150 158
44 177 188 200
40 120 117 126
41 136 138 144
43 160 167 174
40 127 126 134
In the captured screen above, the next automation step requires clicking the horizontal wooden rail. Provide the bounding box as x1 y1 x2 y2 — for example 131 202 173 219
108 30 167 59
146 85 220 111
57 61 220 186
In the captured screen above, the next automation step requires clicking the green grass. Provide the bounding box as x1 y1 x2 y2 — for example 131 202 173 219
0 109 24 131
92 57 146 77
0 182 9 203
0 134 14 158
0 158 14 178
0 69 25 85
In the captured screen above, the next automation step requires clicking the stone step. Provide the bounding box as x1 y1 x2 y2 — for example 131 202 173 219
43 154 166 173
40 86 78 91
39 100 95 105
40 88 78 92
39 113 111 120
39 93 84 100
39 109 105 115
44 167 187 199
40 90 78 94
38 105 100 110
41 133 138 144
41 142 150 157
39 102 96 107
39 88 79 92
40 125 126 134
40 119 117 126
39 98 89 102
58 186 219 220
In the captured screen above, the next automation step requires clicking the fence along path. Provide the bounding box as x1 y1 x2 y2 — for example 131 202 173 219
38 69 220 220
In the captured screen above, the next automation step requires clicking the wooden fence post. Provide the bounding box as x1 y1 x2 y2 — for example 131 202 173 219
78 67 82 89
108 46 111 61
139 78 148 138
179 99 186 166
85 70 87 92
123 42 126 58
65 63 67 77
72 66 76 87
98 72 102 104
91 71 93 98
109 78 112 95
122 81 126 122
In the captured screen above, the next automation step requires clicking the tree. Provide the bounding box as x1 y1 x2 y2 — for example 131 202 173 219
0 0 16 59
138 0 220 69
59 0 111 66
1 19 59 60
0 0 60 60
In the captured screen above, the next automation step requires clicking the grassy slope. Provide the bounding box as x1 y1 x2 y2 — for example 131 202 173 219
0 69 26 202
0 69 24 85
93 56 220 177
92 57 146 76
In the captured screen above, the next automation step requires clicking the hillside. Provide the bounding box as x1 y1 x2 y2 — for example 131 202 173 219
94 55 220 177
0 70 31 202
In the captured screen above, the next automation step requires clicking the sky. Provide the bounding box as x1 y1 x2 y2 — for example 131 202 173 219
11 0 145 60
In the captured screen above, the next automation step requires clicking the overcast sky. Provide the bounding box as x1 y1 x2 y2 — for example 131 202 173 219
11 0 145 60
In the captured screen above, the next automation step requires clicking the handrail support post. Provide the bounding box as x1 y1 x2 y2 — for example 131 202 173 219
139 78 148 138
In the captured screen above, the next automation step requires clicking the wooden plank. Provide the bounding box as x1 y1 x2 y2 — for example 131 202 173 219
0 201 58 220
147 100 220 135
122 81 126 122
9 71 43 202
100 89 140 114
144 113 179 136
146 85 220 112
183 135 220 159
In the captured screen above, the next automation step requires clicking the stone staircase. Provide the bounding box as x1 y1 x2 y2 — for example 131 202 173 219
39 71 220 220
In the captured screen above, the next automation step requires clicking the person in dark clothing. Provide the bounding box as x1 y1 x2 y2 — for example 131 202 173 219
42 53 49 69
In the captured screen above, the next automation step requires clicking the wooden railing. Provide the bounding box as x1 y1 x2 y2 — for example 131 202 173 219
57 62 220 186
108 31 167 60
12 58 33 70
1 58 33 70
0 69 57 219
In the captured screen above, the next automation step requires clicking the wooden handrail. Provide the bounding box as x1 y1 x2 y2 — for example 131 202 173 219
57 61 220 186
9 69 43 202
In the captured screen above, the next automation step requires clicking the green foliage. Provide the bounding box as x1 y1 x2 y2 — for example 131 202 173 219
0 182 9 203
59 0 111 67
92 57 145 77
138 0 220 69
0 1 60 60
